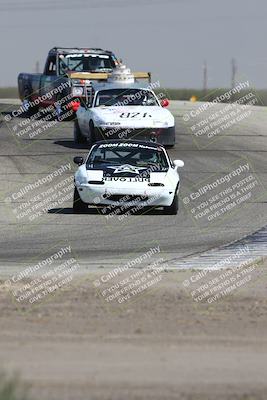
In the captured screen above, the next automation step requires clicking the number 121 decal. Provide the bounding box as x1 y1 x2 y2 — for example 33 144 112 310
119 112 152 118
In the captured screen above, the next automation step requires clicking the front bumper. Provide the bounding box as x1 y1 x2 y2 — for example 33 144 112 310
76 183 176 208
93 126 176 146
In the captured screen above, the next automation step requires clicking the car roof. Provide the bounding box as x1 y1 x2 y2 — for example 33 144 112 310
93 139 165 149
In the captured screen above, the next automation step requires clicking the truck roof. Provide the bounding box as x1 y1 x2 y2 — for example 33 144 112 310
48 47 114 56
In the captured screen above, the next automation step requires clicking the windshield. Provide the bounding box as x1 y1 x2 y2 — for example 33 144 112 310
58 54 116 75
86 143 169 171
94 88 159 107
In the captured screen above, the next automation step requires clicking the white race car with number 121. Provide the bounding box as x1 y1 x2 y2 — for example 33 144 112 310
73 66 176 147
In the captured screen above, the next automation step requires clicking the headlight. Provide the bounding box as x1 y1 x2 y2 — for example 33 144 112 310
76 175 88 185
72 87 83 96
153 121 168 127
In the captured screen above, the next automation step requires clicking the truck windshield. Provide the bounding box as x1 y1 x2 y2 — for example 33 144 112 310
58 54 116 74
95 89 159 107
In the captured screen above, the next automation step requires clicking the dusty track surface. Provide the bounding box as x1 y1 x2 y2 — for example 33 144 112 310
1 264 267 400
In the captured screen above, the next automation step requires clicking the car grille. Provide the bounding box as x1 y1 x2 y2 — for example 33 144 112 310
96 127 162 141
104 194 149 202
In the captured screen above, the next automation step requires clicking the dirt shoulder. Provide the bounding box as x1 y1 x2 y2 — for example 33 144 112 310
0 261 267 400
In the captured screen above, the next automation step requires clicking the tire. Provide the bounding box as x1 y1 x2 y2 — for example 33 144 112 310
73 187 88 213
26 105 39 117
164 193 178 215
88 121 96 147
74 120 87 144
23 88 38 117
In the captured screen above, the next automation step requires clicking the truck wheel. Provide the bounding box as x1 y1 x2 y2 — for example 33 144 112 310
23 88 38 117
74 120 87 144
164 193 178 215
88 121 96 148
73 187 88 213
26 105 39 117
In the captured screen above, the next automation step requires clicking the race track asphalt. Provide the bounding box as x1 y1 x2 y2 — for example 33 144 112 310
0 100 266 272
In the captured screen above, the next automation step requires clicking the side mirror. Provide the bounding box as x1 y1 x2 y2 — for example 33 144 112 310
173 160 184 168
161 98 170 108
73 156 84 165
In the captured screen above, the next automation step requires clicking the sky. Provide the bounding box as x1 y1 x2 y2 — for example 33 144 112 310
1 0 267 88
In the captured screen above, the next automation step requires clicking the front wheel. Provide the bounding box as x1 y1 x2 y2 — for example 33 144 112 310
164 193 178 215
73 187 88 213
74 120 87 144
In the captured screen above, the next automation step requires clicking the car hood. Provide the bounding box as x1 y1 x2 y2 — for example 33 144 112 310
75 164 178 188
91 106 174 128
86 165 177 187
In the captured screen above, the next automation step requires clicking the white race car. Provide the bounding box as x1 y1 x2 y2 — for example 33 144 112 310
73 66 176 147
73 140 184 215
